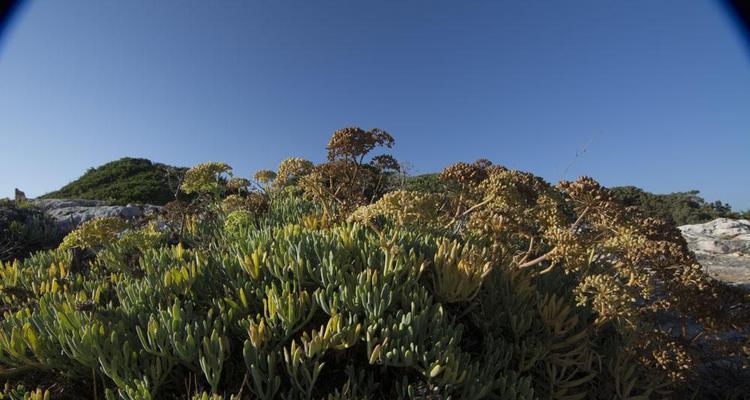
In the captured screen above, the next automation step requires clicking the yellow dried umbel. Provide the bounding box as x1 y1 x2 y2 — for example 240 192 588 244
294 128 400 221
221 193 268 216
59 217 129 250
575 274 637 328
181 162 232 195
226 177 250 192
423 165 747 388
441 166 569 269
326 127 394 162
253 170 277 193
274 157 313 189
439 161 490 189
221 194 246 213
254 169 277 184
298 160 375 219
628 330 697 382
543 226 590 273
556 176 626 230
348 190 446 228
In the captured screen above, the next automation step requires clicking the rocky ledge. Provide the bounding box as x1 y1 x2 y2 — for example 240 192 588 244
33 199 161 233
679 218 750 288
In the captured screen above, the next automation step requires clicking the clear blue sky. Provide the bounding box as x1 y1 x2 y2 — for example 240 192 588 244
1 0 749 209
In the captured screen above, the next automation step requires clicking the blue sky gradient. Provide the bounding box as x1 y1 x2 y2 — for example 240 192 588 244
1 0 748 209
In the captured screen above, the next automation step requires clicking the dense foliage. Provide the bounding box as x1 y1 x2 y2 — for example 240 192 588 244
41 158 187 206
610 186 749 225
405 176 749 226
0 200 61 263
401 173 444 194
1 129 748 399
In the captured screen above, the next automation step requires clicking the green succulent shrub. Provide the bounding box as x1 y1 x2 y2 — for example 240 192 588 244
1 129 748 399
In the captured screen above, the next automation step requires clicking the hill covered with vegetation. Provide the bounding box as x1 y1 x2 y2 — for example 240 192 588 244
41 157 187 206
2 128 747 399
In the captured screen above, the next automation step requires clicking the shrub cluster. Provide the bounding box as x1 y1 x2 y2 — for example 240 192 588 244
0 200 61 263
41 158 187 206
1 129 748 399
608 186 748 225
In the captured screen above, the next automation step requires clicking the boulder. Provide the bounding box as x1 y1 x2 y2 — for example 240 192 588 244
679 218 750 288
679 218 750 255
14 188 26 202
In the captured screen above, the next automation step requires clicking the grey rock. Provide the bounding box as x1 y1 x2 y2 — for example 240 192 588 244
14 188 26 202
679 218 750 288
679 218 750 255
34 199 108 210
31 199 161 233
694 253 750 289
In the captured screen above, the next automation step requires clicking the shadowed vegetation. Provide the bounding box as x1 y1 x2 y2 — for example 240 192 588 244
0 199 62 263
609 186 749 225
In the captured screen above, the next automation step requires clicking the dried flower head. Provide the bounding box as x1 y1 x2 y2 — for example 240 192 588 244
222 193 269 216
439 162 488 188
575 274 637 327
182 162 232 194
326 127 394 162
348 190 446 227
227 177 250 191
253 169 277 185
275 157 313 189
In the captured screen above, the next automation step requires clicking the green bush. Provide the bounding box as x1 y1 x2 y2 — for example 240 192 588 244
610 186 745 225
0 200 62 263
402 174 444 194
1 130 748 399
41 158 187 206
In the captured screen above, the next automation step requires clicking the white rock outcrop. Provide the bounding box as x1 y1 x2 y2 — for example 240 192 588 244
33 199 161 233
679 218 750 256
679 218 750 288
